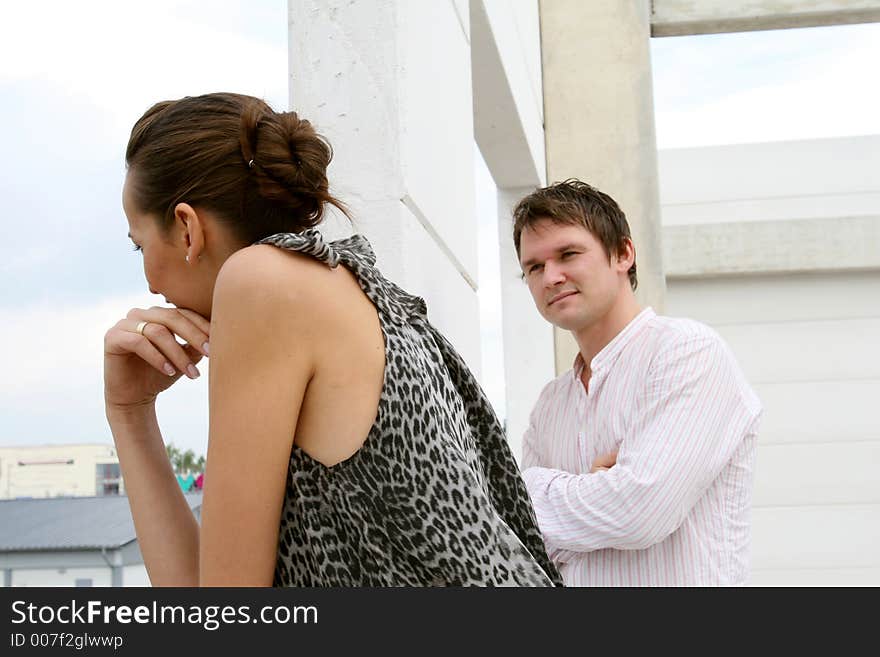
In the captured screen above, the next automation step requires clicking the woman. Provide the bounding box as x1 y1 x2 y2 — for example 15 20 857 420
104 92 561 586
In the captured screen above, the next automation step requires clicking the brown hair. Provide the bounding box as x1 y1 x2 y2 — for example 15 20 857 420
512 178 637 290
125 92 348 244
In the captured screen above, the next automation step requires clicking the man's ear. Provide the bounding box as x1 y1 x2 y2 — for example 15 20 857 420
616 238 635 272
173 202 205 263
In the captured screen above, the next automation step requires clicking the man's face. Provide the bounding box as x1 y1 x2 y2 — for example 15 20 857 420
519 219 623 333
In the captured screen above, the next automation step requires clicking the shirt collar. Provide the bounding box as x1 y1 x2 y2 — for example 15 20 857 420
572 307 656 380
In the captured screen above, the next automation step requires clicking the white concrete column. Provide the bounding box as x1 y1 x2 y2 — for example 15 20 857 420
539 0 666 373
469 0 556 455
497 187 555 462
111 563 123 587
288 0 482 376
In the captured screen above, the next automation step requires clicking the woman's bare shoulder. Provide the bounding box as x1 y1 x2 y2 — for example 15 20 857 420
213 243 363 327
216 244 331 300
217 243 327 286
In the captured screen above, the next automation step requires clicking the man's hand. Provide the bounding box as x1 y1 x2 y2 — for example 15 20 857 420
590 450 618 473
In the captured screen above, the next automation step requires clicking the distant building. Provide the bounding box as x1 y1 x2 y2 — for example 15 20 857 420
0 493 202 587
0 444 123 500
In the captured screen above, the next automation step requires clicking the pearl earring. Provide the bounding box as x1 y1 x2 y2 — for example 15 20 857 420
185 255 190 262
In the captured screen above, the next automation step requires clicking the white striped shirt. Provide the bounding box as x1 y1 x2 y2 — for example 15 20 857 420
522 307 762 586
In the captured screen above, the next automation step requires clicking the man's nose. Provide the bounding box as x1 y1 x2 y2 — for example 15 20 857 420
543 261 565 287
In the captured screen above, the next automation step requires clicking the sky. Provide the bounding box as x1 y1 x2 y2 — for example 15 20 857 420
1 2 879 458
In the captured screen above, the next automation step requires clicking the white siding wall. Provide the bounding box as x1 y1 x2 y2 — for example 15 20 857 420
9 567 112 587
661 137 880 586
660 135 880 226
122 564 151 587
5 565 149 586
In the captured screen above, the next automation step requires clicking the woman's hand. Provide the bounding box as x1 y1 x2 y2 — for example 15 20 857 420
590 450 618 474
104 306 211 412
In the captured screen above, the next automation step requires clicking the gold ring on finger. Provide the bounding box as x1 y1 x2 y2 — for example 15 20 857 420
135 321 149 336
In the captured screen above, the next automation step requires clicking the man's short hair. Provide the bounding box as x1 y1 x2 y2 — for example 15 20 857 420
512 178 638 291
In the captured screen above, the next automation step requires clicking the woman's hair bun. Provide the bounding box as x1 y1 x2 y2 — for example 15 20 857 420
126 92 348 244
248 109 337 229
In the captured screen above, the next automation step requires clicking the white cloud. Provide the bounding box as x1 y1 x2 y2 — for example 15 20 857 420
0 292 210 456
0 0 289 134
0 244 65 276
0 1 285 456
652 23 880 148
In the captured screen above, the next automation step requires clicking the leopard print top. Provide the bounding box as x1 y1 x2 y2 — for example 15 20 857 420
257 229 562 587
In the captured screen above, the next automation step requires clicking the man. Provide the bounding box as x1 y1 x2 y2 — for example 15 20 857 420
514 179 762 586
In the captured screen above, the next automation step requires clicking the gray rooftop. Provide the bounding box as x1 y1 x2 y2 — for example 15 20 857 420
0 493 202 552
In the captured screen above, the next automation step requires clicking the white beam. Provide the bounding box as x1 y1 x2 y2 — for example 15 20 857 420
652 0 880 37
664 215 880 277
470 0 546 188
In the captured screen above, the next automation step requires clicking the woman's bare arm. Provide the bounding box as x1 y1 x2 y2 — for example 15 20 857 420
198 246 317 586
104 307 210 586
107 406 201 585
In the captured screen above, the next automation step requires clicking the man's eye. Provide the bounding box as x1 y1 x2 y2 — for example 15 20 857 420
529 264 543 274
131 244 143 252
562 251 576 258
